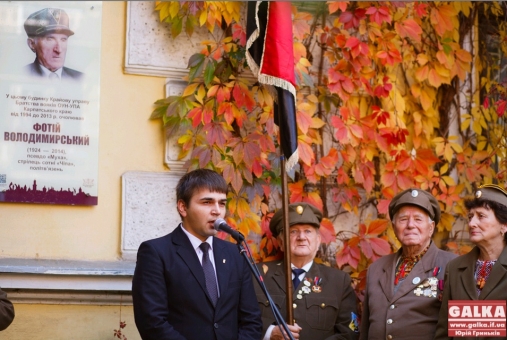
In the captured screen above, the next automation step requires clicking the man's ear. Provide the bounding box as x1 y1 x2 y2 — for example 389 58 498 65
176 199 187 217
27 38 36 53
277 235 285 252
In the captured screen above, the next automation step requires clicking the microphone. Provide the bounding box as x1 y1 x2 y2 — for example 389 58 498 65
214 218 245 242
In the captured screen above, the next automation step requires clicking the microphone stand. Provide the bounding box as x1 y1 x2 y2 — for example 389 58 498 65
236 239 295 340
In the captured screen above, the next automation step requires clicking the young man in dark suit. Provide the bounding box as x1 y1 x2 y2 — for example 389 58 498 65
132 169 262 340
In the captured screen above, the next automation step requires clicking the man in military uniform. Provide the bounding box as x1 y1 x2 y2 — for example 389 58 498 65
0 286 14 331
255 202 358 340
23 8 84 81
360 189 457 340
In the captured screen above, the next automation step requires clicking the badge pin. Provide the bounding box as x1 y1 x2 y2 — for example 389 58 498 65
302 286 311 294
223 259 226 263
296 294 303 299
414 277 439 298
411 189 419 197
304 280 311 287
312 285 322 293
427 277 438 286
412 277 421 285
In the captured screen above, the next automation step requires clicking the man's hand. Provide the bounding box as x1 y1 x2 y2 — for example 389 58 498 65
270 323 302 339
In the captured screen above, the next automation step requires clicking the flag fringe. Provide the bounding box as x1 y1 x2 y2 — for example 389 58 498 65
285 148 299 173
258 73 297 102
245 1 297 100
245 1 299 173
245 2 261 80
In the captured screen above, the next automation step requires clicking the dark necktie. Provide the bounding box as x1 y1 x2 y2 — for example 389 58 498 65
199 242 218 306
292 268 306 291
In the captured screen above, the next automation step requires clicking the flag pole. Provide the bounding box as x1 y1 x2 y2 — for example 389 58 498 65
245 0 297 325
281 157 294 324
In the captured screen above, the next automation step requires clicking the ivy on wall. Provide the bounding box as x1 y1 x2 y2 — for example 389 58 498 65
151 1 507 297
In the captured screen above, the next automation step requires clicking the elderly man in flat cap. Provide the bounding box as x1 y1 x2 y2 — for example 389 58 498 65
23 8 83 81
360 188 457 340
254 202 358 340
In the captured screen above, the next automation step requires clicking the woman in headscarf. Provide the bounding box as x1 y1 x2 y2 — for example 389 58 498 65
435 184 507 340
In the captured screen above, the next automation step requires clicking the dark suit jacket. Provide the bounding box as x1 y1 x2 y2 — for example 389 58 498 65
435 246 507 340
132 225 262 340
24 59 84 81
360 243 457 340
0 287 14 331
254 261 358 340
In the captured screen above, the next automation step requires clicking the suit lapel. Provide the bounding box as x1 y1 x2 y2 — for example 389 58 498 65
461 266 478 300
379 251 398 302
33 60 44 76
459 248 479 300
172 226 211 304
306 262 320 282
272 263 287 294
479 246 507 300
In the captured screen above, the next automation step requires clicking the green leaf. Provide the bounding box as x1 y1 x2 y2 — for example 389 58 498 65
188 61 205 83
187 53 205 68
171 16 183 38
167 100 183 118
150 105 168 120
185 15 197 37
215 61 226 81
153 97 174 106
222 66 233 83
204 61 215 87
216 60 233 83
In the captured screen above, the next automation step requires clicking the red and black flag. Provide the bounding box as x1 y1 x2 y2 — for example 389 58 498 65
246 1 298 172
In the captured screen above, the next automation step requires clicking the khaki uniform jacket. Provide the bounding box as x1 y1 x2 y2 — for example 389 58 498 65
435 246 507 340
254 261 358 340
360 243 456 340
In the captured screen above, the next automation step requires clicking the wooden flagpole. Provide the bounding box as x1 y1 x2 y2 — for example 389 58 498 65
281 157 294 324
245 0 297 326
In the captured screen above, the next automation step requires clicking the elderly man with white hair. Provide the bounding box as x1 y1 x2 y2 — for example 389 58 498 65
360 188 457 340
